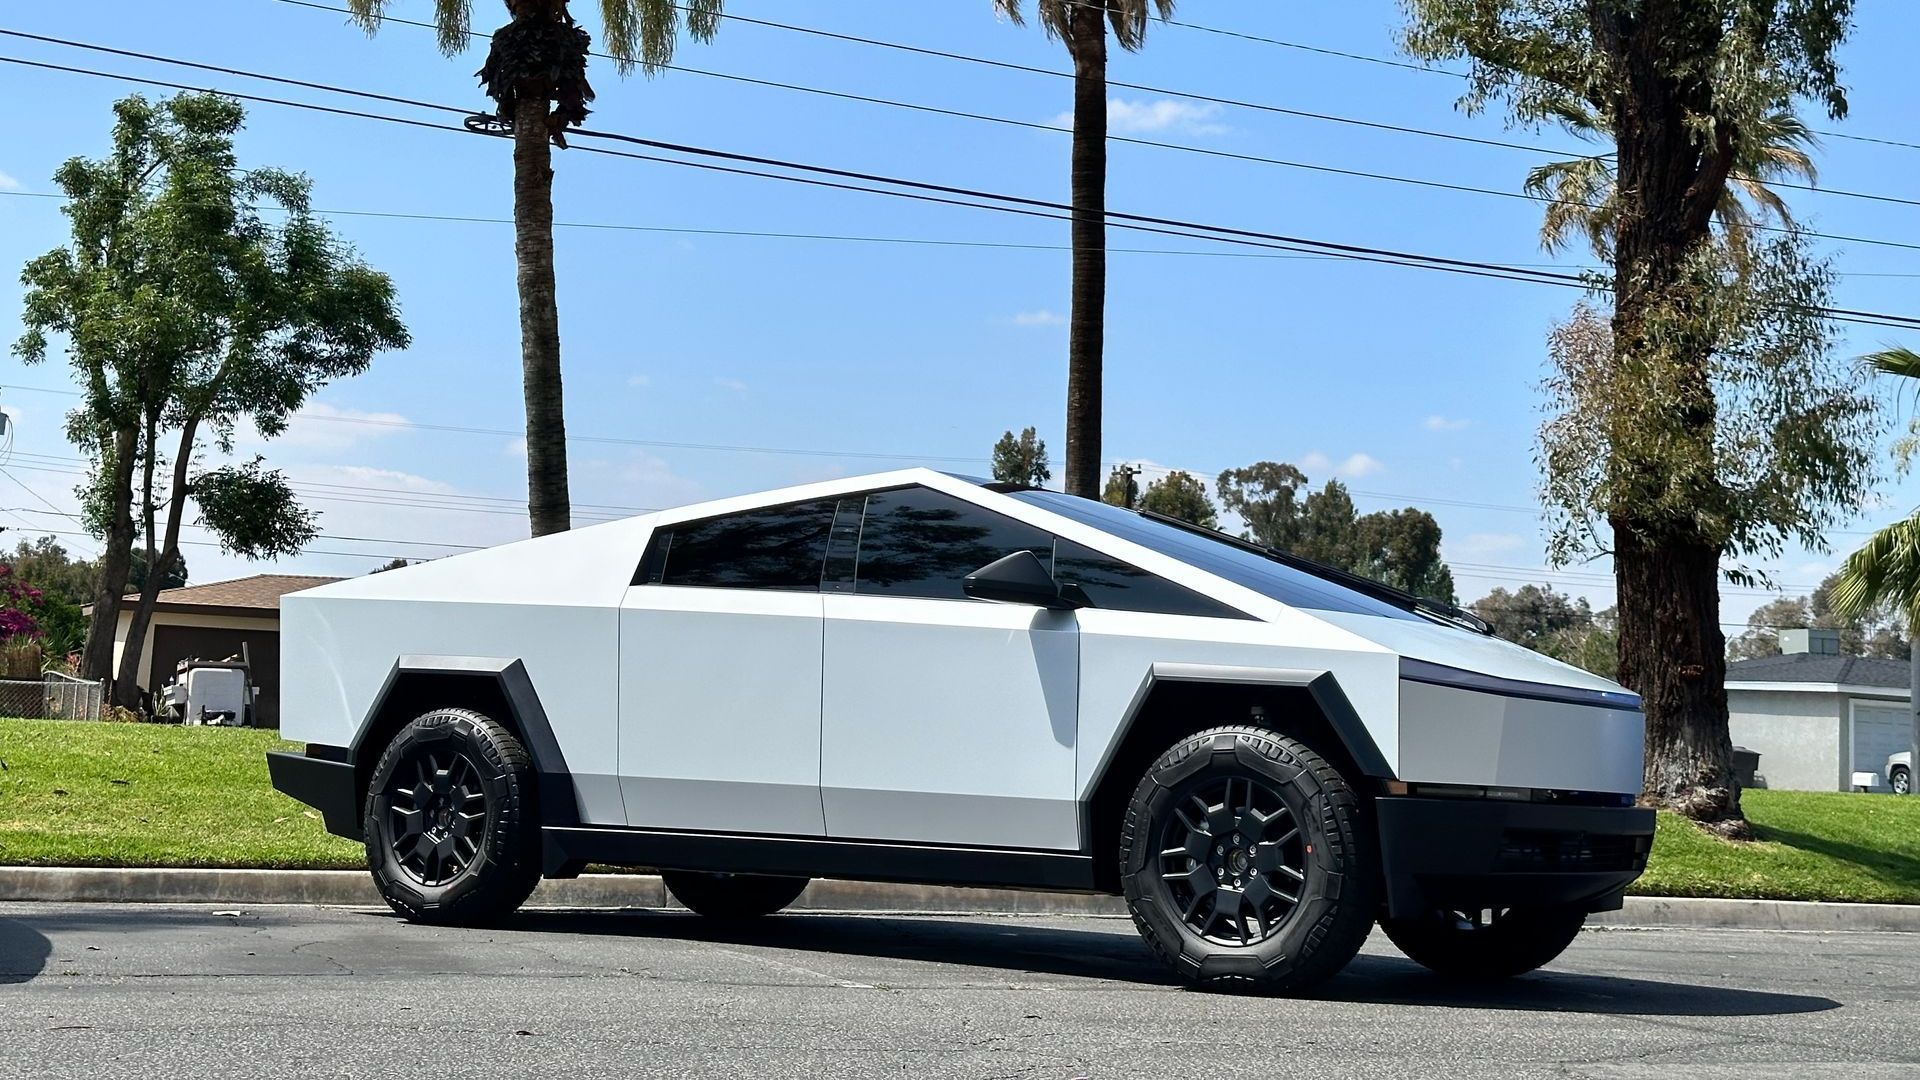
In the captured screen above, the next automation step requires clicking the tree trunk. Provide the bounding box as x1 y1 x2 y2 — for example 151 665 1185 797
1062 12 1108 500
513 89 571 536
114 419 197 711
80 426 140 685
1614 521 1748 837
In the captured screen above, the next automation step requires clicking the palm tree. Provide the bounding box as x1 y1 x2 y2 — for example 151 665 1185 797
1832 347 1920 626
346 0 722 535
993 0 1173 498
1527 105 1818 266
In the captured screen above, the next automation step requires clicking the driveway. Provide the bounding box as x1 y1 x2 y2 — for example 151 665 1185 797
0 903 1913 1078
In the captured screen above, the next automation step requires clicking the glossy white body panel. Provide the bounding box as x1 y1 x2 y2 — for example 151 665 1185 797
619 583 827 834
281 466 1648 852
821 595 1080 849
1398 680 1645 793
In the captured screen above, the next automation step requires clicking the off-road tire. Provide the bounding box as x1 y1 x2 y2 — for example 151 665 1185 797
662 871 811 920
364 708 543 926
1379 907 1586 980
1120 726 1377 994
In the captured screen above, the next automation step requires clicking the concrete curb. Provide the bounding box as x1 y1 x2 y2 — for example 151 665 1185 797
4 868 1920 931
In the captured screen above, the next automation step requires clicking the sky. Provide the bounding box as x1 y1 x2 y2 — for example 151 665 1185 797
1 0 1918 634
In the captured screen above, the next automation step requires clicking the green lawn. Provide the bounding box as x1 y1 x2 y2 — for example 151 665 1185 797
0 716 360 869
3 718 1918 903
1633 787 1920 904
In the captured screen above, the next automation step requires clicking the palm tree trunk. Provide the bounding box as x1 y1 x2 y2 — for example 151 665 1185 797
513 89 571 536
1062 11 1108 500
80 426 139 684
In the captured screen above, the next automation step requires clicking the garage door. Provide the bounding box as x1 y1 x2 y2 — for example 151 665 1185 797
1851 703 1911 792
149 626 283 728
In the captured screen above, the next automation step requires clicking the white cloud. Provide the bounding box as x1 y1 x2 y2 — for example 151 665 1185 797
1423 415 1471 431
247 402 412 452
1299 451 1384 479
626 374 651 388
0 170 18 191
505 436 527 458
1050 98 1228 136
1011 309 1065 327
714 377 749 393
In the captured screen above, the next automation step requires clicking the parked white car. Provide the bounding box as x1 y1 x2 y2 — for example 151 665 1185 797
268 469 1652 992
1890 752 1911 795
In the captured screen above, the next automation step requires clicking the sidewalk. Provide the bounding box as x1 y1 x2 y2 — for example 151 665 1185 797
5 866 1920 931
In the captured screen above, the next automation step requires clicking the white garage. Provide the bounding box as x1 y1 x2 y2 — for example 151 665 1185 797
1726 645 1913 793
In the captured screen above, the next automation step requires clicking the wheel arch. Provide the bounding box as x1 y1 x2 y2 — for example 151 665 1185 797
1081 663 1393 893
348 656 581 831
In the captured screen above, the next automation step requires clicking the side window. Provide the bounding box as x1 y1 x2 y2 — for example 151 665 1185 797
854 487 1053 601
1054 539 1249 619
641 498 840 590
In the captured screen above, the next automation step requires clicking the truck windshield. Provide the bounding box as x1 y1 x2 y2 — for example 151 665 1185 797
1010 490 1423 622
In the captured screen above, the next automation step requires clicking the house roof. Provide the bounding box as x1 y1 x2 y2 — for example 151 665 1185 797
1726 652 1910 690
92 574 342 617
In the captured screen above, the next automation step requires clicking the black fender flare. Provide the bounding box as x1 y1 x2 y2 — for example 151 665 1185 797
350 655 582 829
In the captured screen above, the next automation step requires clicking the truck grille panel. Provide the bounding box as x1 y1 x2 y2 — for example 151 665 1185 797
1496 829 1648 873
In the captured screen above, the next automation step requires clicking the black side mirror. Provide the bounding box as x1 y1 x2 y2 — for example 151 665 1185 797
962 550 1082 610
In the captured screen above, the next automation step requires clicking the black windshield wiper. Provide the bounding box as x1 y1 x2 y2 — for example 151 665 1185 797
1136 509 1494 635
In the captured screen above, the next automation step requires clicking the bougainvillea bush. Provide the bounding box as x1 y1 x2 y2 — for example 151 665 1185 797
0 565 42 641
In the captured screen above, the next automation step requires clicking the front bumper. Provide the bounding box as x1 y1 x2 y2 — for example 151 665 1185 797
1375 796 1654 919
266 750 363 841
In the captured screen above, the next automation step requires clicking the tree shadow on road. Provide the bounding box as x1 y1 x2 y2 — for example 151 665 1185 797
497 909 1839 1017
0 916 53 984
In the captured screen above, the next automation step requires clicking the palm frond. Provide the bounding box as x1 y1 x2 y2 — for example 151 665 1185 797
605 0 724 76
344 0 469 56
1525 155 1613 258
1864 347 1920 381
1832 514 1920 627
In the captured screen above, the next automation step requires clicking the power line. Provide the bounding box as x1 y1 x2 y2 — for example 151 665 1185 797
14 40 1920 316
250 9 1920 216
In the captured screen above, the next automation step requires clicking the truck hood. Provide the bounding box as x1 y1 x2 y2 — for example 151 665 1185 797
1307 608 1636 701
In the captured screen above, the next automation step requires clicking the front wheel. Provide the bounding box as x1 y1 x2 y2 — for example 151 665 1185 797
364 708 543 926
1120 726 1377 995
663 871 810 920
1380 907 1586 980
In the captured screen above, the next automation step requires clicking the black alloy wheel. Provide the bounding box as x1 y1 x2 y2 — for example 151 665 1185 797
386 743 489 888
1156 775 1308 947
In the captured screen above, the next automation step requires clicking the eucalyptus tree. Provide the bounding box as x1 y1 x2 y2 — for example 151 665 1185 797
15 93 408 700
993 0 1174 498
1405 0 1871 835
346 0 723 536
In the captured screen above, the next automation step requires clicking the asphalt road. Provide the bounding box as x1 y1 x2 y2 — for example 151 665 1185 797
0 903 1914 1079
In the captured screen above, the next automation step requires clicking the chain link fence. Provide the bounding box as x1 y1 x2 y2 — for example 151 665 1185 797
0 672 110 721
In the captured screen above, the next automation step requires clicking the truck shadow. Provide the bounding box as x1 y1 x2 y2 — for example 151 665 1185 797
503 909 1839 1016
0 916 54 985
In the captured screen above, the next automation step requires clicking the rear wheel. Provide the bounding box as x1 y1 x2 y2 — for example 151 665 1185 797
364 708 542 925
1380 907 1586 980
1120 726 1377 994
662 871 810 920
1893 766 1911 796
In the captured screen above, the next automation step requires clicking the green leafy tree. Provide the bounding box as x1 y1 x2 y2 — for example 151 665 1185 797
1470 584 1618 677
15 93 408 705
1356 508 1456 603
346 0 723 537
992 0 1173 498
990 427 1052 486
1407 0 1868 835
1730 570 1906 661
1215 462 1309 550
1139 470 1217 528
1102 463 1141 509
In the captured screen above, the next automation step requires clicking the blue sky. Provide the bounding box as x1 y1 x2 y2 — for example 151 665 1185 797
2 0 1918 630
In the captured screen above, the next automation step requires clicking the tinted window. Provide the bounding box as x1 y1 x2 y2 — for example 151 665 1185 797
1054 539 1248 619
854 487 1053 600
1011 491 1420 621
651 498 839 590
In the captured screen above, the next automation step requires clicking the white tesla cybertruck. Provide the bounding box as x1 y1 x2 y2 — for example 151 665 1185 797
269 468 1651 992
